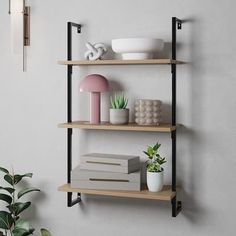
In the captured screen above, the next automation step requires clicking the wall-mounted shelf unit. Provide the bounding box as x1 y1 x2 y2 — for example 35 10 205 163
57 17 183 217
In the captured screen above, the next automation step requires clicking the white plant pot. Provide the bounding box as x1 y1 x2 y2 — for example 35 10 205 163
110 109 129 124
147 171 164 192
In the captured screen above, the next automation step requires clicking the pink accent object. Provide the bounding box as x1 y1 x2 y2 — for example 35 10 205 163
79 74 109 124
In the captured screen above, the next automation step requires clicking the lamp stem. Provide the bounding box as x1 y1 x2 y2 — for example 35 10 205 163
90 92 101 124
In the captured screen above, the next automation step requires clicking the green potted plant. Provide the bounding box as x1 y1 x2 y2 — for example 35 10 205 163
110 93 129 124
143 142 166 192
0 166 51 236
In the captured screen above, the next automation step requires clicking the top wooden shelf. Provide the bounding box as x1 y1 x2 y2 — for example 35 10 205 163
58 59 184 66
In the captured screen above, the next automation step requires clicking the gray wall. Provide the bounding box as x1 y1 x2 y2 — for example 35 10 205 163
0 0 235 235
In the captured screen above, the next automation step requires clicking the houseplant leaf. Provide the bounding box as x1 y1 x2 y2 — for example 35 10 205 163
0 194 12 205
0 187 15 194
18 188 40 199
143 151 150 157
7 202 31 216
40 229 51 236
153 142 161 151
13 173 33 185
4 175 14 186
0 168 9 174
12 228 34 236
13 219 35 236
0 211 14 229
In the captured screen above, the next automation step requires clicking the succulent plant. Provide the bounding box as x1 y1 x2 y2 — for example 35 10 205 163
144 142 166 172
110 94 128 109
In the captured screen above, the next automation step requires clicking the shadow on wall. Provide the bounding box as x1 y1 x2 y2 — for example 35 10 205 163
157 42 184 59
178 16 208 223
17 179 47 225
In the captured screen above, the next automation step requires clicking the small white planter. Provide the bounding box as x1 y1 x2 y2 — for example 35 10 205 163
147 171 164 192
110 109 129 124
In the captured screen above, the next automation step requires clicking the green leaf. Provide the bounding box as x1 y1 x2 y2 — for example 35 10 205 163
13 173 33 185
18 188 40 199
110 96 117 109
123 99 128 109
13 228 34 236
4 173 33 186
0 194 12 205
40 229 51 236
114 98 119 108
0 211 14 230
0 187 15 194
143 151 149 157
15 219 30 230
110 93 128 109
153 142 160 151
13 219 35 236
147 146 155 156
4 175 14 186
0 168 9 174
7 202 31 216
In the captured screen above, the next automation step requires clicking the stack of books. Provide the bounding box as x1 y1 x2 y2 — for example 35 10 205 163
71 153 141 191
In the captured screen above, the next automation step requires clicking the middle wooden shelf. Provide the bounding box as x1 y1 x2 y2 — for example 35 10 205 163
58 121 179 132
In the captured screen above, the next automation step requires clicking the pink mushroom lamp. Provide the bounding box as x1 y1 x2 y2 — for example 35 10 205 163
79 74 109 124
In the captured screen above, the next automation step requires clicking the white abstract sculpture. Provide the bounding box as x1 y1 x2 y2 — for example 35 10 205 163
84 42 107 61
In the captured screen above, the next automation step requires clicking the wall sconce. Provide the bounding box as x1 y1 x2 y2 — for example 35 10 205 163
9 0 30 71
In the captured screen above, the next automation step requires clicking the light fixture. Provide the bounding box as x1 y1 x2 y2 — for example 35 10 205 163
9 0 30 71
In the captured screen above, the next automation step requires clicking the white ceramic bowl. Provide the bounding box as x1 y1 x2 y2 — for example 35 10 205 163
111 38 164 60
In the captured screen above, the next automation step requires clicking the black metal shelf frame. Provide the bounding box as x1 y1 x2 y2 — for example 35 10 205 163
64 17 182 216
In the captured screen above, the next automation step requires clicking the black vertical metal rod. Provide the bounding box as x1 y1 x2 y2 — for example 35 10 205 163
171 17 177 193
67 22 81 207
171 17 182 217
67 22 73 207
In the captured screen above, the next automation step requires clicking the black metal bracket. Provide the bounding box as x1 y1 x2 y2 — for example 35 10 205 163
68 192 81 207
171 17 182 217
172 197 182 217
67 22 81 207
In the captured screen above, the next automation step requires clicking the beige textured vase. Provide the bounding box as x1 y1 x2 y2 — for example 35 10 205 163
135 99 162 125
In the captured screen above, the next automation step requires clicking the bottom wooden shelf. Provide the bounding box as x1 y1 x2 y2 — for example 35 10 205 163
58 184 176 201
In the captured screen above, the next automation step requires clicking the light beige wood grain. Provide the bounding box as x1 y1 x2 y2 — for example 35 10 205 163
57 59 184 66
58 184 177 201
57 121 177 132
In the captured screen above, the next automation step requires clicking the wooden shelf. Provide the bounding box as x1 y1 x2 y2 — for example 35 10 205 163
58 121 177 132
58 59 184 66
58 184 176 201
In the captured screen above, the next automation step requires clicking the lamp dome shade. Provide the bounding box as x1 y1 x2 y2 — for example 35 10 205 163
79 74 109 92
